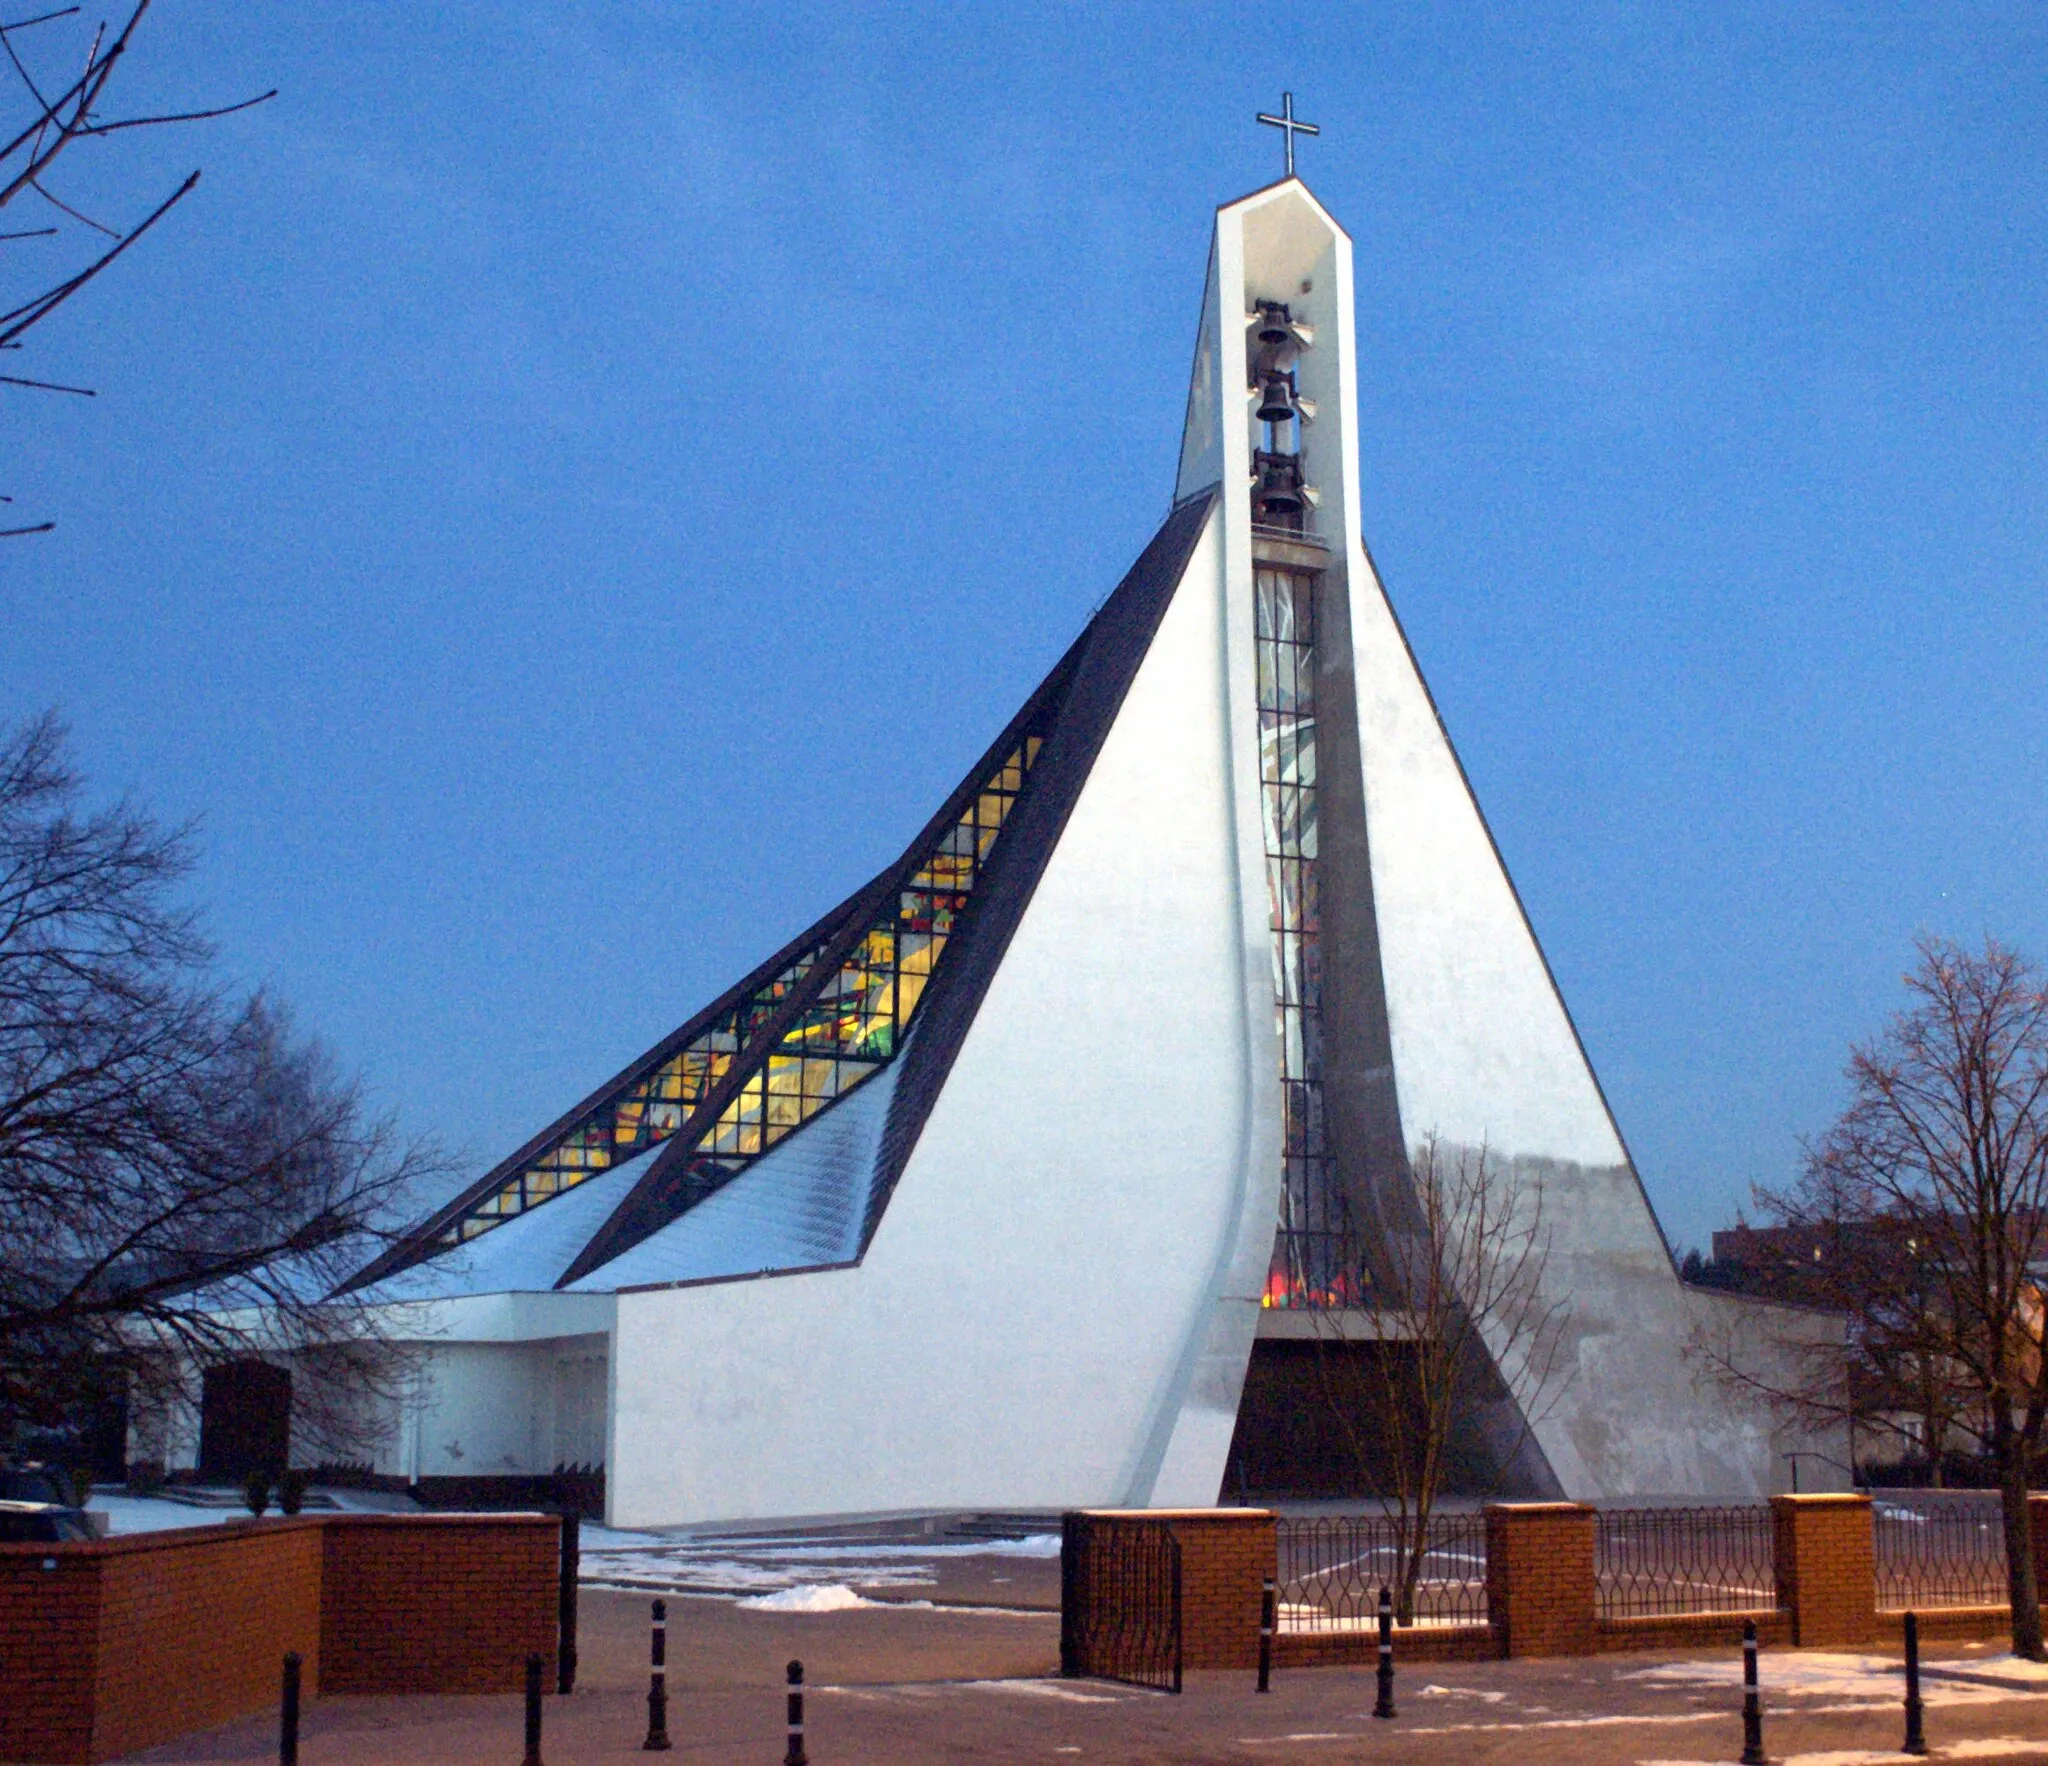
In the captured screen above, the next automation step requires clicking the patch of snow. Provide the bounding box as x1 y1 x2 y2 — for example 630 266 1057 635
957 1680 1126 1703
89 1493 241 1534
1920 1653 2048 1691
1625 1652 2021 1708
738 1584 879 1613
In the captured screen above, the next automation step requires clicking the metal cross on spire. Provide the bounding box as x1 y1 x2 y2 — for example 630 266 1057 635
1256 91 1320 179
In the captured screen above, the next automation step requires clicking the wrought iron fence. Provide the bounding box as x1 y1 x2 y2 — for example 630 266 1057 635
1595 1506 1777 1619
1275 1513 1488 1631
1060 1518 1182 1692
1874 1499 2008 1611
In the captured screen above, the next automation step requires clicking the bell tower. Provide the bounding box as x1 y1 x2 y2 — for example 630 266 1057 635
1152 165 1409 1498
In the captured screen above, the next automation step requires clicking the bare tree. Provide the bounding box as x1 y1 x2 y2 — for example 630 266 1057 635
1753 936 2048 1658
0 1 271 535
1311 1135 1571 1622
0 712 447 1454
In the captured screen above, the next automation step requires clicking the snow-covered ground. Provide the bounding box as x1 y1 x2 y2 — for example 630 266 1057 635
86 1486 421 1533
1627 1650 2047 1710
578 1524 1061 1600
87 1490 1061 1606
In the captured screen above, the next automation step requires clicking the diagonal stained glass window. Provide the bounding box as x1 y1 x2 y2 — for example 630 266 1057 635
439 736 1043 1249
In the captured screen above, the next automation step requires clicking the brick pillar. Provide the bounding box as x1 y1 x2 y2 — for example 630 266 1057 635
1485 1502 1596 1658
2027 1494 2048 1604
1771 1493 1875 1647
1158 1511 1276 1669
1062 1509 1275 1672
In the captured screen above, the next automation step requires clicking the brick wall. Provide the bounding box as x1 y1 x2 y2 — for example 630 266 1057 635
0 1546 101 1765
1276 1624 1497 1669
1878 1606 2010 1643
1485 1503 1596 1658
1595 1611 1793 1653
93 1523 323 1762
321 1514 559 1694
0 1521 322 1766
0 1513 562 1765
1771 1494 1876 1647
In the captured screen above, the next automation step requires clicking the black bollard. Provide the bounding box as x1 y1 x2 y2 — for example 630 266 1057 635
1372 1584 1396 1721
643 1597 672 1751
279 1651 301 1766
1257 1575 1274 1693
1739 1619 1765 1766
557 1512 580 1695
524 1652 545 1766
1902 1610 1928 1756
784 1659 808 1766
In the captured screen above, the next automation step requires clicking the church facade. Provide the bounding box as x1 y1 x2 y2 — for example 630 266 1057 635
212 177 1824 1528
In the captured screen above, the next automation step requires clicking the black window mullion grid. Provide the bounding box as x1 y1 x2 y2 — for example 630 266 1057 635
1257 567 1364 1310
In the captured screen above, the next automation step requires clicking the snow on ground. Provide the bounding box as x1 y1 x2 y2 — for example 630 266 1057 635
578 1529 1062 1599
738 1584 886 1613
87 1493 1059 1610
87 1487 415 1533
1626 1652 2027 1710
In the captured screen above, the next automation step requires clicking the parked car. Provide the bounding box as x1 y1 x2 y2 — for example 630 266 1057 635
0 1464 73 1506
0 1499 95 1542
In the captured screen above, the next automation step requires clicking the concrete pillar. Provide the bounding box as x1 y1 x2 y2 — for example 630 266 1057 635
1771 1493 1876 1646
1485 1502 1596 1657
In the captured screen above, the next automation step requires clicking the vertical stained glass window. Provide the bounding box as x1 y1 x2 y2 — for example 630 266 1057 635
1256 566 1367 1309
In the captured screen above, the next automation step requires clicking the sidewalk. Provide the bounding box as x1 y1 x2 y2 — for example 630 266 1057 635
119 1588 2048 1765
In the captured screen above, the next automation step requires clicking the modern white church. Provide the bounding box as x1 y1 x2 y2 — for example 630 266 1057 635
260 156 1826 1529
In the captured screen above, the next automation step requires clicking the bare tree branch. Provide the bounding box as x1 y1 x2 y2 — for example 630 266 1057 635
0 2 269 529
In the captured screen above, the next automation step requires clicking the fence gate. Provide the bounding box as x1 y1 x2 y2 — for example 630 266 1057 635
1060 1515 1183 1693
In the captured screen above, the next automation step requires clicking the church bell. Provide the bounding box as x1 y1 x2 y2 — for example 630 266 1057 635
1252 302 1293 344
1256 375 1297 424
1253 454 1306 516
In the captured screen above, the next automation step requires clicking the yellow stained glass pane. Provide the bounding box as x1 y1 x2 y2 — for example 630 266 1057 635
897 969 930 1019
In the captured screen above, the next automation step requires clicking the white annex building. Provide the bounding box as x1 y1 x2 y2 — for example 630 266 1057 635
201 171 1825 1527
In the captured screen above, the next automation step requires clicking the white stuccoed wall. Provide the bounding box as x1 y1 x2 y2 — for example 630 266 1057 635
1345 546 1783 1495
607 508 1280 1528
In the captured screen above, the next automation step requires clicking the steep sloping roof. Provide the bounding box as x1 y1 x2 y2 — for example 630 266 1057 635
563 1054 902 1292
342 489 1217 1301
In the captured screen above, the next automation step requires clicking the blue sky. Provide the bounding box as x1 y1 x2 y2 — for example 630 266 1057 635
3 3 2043 1255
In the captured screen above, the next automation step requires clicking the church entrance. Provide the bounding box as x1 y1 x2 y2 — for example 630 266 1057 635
1223 1338 1383 1499
198 1359 292 1481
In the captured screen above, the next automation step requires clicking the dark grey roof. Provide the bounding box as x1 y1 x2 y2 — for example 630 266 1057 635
864 491 1218 1249
342 489 1217 1296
